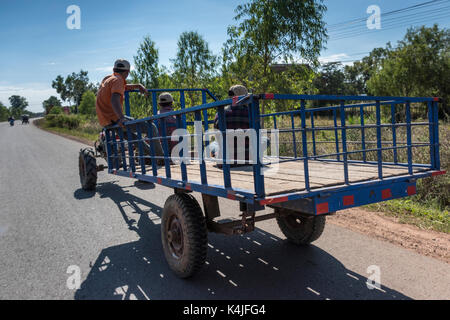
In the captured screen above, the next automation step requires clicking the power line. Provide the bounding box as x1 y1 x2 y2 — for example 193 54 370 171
327 0 448 30
328 4 450 37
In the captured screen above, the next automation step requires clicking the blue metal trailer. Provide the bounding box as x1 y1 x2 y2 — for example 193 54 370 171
78 88 445 278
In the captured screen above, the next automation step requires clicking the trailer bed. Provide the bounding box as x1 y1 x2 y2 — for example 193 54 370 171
167 161 429 196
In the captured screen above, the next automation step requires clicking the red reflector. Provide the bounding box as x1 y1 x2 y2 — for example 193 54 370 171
343 195 355 206
185 183 191 191
265 93 275 99
157 178 162 184
433 97 439 102
129 172 133 178
232 96 239 106
316 202 329 215
259 196 289 206
432 170 446 177
382 189 392 200
227 193 236 200
407 186 416 195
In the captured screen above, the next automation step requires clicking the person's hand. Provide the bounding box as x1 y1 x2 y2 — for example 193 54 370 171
117 117 126 129
138 84 148 97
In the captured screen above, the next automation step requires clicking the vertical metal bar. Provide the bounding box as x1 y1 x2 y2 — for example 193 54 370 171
135 123 146 175
333 109 340 161
217 106 231 188
291 113 297 159
376 100 383 179
146 120 158 176
391 103 398 164
176 115 187 182
427 102 436 169
160 118 171 178
340 101 349 185
405 101 413 175
126 126 136 173
110 128 120 170
360 105 366 162
180 91 187 129
105 129 114 171
202 91 209 132
251 98 265 197
124 91 131 117
117 127 128 171
301 100 310 191
195 111 207 185
310 111 317 159
273 115 277 130
433 101 441 169
151 91 158 116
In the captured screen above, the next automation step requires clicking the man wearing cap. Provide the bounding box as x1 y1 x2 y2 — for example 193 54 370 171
96 59 163 163
212 85 251 166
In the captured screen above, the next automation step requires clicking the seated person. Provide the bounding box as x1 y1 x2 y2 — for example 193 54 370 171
157 92 177 153
212 85 251 167
95 59 163 165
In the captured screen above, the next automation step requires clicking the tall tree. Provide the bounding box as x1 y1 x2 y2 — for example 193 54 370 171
367 25 449 118
223 0 327 115
131 35 160 89
0 101 9 121
8 95 28 118
172 31 217 105
42 96 62 114
52 70 96 113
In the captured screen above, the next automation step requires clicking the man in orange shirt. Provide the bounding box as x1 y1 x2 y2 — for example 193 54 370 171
96 59 163 163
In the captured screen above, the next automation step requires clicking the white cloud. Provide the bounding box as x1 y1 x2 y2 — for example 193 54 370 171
0 83 60 113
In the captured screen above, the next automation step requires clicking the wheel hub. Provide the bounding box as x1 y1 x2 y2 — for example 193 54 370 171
167 216 184 259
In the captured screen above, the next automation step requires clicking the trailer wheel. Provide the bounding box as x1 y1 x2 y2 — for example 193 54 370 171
161 193 207 278
275 209 326 245
79 148 97 191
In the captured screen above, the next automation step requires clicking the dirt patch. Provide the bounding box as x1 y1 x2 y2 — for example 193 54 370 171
327 208 450 264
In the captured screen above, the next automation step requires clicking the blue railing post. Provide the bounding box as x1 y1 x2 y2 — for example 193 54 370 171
291 113 298 159
217 106 231 188
125 91 131 117
135 123 146 175
376 100 383 179
333 109 341 161
391 103 398 164
360 105 366 162
160 119 171 178
310 111 317 159
125 126 136 173
428 102 436 169
146 120 158 176
433 100 441 170
117 127 128 172
405 101 413 175
195 110 208 185
176 115 187 182
251 97 265 197
180 91 187 129
151 91 158 116
340 100 349 185
301 100 311 191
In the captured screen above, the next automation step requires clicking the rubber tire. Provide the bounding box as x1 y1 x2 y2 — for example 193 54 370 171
79 148 97 191
161 193 207 278
275 209 326 245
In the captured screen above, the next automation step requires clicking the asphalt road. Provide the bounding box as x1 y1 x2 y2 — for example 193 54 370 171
0 120 449 300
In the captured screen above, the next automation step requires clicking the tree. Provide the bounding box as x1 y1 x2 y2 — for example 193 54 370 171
0 101 9 121
52 70 96 113
131 35 160 89
172 31 217 106
42 96 62 114
367 25 449 118
8 95 28 118
223 0 327 115
78 91 96 115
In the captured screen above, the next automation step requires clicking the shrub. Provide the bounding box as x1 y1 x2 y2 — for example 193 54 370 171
79 91 96 115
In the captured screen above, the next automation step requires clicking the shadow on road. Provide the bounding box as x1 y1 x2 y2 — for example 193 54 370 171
74 182 411 300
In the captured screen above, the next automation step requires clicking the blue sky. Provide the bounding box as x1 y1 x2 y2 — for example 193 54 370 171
0 0 448 112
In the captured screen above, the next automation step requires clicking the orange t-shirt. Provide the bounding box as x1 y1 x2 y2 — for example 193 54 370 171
96 73 127 127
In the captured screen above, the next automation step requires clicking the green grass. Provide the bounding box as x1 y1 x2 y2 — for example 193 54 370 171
366 198 449 233
35 117 99 142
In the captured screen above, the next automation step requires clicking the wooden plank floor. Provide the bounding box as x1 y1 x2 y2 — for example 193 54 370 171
136 160 428 196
